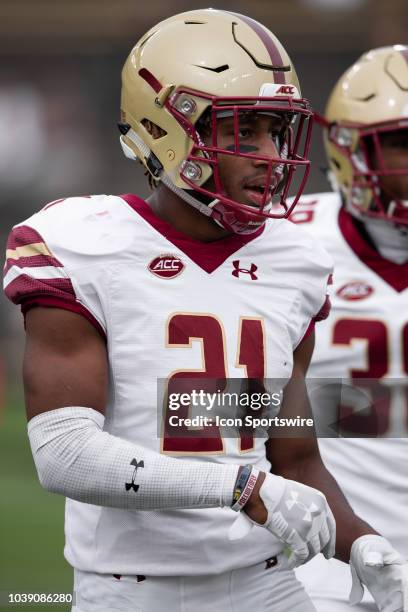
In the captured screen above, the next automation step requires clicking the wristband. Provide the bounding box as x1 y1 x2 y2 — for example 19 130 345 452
231 465 259 511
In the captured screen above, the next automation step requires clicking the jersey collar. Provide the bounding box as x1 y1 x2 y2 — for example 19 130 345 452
339 206 408 292
120 194 265 273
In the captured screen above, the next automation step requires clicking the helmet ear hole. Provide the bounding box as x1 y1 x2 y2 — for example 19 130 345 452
141 118 167 140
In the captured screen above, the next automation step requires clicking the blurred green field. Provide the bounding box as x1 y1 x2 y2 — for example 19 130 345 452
0 390 72 611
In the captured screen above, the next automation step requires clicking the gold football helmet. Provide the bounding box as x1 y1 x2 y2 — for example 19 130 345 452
120 8 313 234
320 45 408 225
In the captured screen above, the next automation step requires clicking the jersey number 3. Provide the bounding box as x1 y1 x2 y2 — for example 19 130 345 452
333 319 408 435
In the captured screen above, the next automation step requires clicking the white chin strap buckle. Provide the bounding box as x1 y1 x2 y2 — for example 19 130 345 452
119 136 138 161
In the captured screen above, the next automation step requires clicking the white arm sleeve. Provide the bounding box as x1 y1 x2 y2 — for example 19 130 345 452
27 407 239 510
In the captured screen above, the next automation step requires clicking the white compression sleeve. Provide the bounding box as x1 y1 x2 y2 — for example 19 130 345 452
27 407 239 510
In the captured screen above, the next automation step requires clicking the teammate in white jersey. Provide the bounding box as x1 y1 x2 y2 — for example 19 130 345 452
3 12 405 612
294 47 408 611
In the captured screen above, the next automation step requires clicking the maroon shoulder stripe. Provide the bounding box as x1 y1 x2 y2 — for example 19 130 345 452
4 254 62 276
4 275 75 305
6 226 46 250
230 12 286 84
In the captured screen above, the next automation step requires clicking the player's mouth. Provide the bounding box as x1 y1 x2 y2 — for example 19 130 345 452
243 176 272 208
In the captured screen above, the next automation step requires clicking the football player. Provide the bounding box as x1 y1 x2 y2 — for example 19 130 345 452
294 46 408 611
3 11 403 612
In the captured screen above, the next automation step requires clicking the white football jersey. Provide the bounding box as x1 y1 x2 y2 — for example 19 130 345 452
291 193 408 556
4 194 332 576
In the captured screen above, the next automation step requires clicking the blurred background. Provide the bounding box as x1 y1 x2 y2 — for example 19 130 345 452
0 0 407 608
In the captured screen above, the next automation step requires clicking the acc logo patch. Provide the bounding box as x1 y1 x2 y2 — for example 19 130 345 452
259 83 300 98
148 254 185 279
336 281 374 301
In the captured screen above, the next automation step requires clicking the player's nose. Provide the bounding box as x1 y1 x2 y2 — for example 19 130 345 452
252 135 279 167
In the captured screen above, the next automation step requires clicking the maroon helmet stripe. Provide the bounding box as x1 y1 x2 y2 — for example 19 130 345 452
230 12 286 84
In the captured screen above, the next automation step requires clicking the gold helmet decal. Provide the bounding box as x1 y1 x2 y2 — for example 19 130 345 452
320 45 408 225
119 9 313 234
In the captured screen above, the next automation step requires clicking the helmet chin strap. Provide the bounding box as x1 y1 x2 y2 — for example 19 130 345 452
162 173 264 234
160 172 215 218
119 132 215 218
120 132 263 234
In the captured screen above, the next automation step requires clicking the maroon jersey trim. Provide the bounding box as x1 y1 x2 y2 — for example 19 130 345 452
295 319 315 350
5 224 64 277
296 273 332 348
338 207 408 292
4 254 62 276
120 194 265 273
296 299 331 350
303 319 315 340
5 225 105 338
5 275 74 304
313 294 331 322
21 297 106 340
6 225 45 249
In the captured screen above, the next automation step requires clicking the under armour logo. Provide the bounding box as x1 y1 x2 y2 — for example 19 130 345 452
125 458 144 493
285 491 319 522
232 260 258 280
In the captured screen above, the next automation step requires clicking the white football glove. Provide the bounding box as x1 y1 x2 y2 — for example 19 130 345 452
229 473 336 568
350 535 408 612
